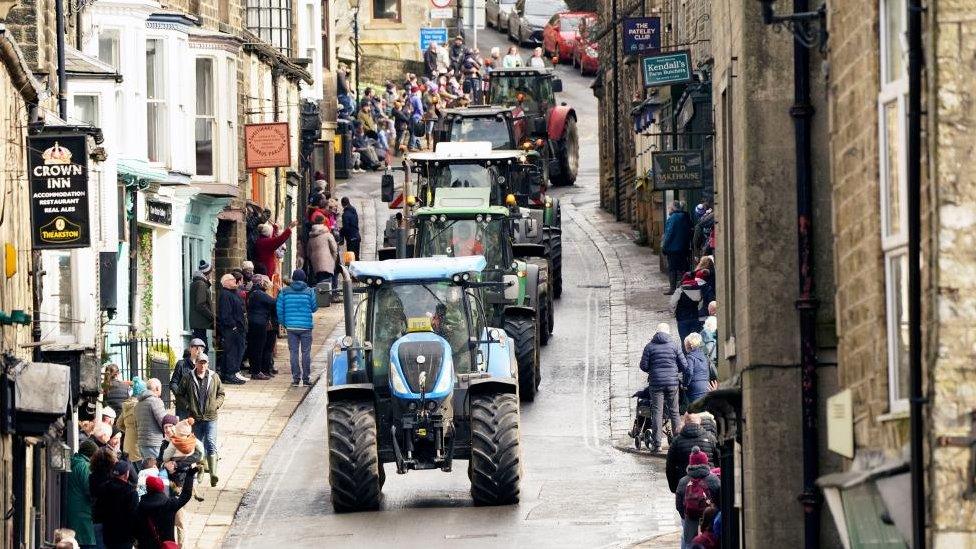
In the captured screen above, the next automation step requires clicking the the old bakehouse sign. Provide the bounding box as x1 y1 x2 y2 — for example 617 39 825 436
27 134 91 249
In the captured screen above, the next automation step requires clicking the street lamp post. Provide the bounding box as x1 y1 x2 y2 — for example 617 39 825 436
353 3 361 105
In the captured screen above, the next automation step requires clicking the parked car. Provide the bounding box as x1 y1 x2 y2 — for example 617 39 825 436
543 11 595 63
487 0 518 31
508 0 568 45
572 15 600 76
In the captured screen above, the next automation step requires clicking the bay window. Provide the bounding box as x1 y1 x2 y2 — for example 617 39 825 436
147 39 166 163
195 57 216 177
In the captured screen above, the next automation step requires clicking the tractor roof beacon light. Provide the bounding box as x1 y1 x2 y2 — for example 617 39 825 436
505 194 517 207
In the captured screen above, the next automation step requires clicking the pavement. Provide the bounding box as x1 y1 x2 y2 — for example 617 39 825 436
178 197 375 548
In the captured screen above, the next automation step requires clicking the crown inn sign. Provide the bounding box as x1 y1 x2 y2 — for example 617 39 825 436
27 133 91 249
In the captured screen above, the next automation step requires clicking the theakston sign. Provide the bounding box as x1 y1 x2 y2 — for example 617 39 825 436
27 133 91 249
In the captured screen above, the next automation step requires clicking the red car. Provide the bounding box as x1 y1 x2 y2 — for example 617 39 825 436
572 15 599 75
542 11 594 64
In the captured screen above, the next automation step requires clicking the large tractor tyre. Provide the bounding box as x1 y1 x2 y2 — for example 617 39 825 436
470 393 522 506
538 292 551 346
551 117 579 186
327 400 382 512
505 316 539 401
546 290 555 337
551 232 563 299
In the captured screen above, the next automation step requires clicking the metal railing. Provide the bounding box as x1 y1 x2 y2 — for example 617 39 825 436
107 335 170 380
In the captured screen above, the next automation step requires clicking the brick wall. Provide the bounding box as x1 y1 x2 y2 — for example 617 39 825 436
826 0 902 453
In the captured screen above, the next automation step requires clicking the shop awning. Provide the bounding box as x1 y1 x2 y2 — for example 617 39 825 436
118 157 169 188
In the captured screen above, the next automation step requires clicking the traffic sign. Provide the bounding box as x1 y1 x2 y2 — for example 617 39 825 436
431 0 451 8
420 27 449 51
430 7 453 18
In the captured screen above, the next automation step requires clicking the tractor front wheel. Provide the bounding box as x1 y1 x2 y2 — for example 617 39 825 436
539 291 552 346
505 316 539 401
470 393 521 505
327 400 381 512
551 231 563 299
551 117 579 186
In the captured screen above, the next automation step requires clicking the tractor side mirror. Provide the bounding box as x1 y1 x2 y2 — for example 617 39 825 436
551 78 563 93
381 173 395 202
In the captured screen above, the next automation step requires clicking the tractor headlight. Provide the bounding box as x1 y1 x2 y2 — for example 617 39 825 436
462 273 470 281
340 335 354 349
390 367 410 394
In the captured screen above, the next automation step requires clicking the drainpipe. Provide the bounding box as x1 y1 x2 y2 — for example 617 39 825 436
272 67 281 218
788 0 821 547
611 0 621 220
906 0 925 546
55 0 68 119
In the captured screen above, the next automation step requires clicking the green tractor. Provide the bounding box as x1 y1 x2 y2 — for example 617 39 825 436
412 187 554 401
381 141 563 298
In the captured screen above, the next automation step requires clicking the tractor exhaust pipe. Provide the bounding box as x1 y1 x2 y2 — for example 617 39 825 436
338 263 357 370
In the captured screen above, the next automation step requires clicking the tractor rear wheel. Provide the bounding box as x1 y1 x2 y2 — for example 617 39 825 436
327 400 381 512
505 316 539 401
470 393 521 505
539 291 551 346
550 231 563 299
551 117 579 186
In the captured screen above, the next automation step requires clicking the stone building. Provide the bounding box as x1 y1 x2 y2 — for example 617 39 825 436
333 0 430 86
819 0 976 545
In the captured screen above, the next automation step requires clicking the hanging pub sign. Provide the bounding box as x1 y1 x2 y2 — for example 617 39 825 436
622 17 661 55
642 50 693 88
145 199 173 226
27 133 91 249
244 122 291 169
651 150 703 191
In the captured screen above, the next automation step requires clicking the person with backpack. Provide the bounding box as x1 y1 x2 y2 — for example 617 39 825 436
675 447 721 549
134 468 197 549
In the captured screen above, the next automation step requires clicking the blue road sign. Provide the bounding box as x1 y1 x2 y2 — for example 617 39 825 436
420 27 449 51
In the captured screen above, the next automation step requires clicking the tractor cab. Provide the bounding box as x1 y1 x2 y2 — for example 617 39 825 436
436 107 519 150
326 256 522 511
487 66 563 118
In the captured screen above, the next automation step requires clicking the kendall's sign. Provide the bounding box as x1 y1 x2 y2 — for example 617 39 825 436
27 133 91 249
622 17 661 55
652 151 703 191
642 50 693 88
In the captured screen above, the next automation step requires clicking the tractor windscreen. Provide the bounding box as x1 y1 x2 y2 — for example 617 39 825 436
417 218 508 270
448 118 513 149
426 162 503 203
371 282 473 374
488 74 553 116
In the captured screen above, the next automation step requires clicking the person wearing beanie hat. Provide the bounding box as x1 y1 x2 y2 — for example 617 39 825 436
666 413 719 493
135 462 197 548
169 339 206 418
66 440 99 546
254 219 299 279
162 414 178 427
277 266 318 386
131 377 147 397
675 445 721 549
118 383 143 462
173 353 224 487
188 259 215 351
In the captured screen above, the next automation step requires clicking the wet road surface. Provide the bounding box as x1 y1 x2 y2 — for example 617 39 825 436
224 27 677 549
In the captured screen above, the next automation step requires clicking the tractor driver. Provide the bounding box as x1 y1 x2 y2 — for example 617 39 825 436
372 289 407 368
514 85 538 114
429 300 469 370
451 222 484 257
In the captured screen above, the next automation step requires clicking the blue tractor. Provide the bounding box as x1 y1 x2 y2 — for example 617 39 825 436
326 256 523 512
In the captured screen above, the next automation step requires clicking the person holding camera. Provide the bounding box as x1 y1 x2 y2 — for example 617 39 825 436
135 466 197 549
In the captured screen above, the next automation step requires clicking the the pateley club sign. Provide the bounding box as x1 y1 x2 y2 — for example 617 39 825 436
27 134 91 249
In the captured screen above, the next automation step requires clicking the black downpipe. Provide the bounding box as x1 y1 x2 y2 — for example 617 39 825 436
55 0 68 119
789 1 821 547
128 189 139 364
906 0 925 546
610 0 621 221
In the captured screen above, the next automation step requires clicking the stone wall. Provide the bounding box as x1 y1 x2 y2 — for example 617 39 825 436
358 55 424 86
928 1 976 542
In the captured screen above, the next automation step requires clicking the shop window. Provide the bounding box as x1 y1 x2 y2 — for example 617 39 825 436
147 39 167 164
98 29 120 70
195 57 216 177
72 95 98 126
372 0 401 21
879 0 909 411
246 0 293 56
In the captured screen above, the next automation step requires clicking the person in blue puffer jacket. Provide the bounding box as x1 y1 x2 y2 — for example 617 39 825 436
682 333 712 404
639 323 689 452
276 269 318 386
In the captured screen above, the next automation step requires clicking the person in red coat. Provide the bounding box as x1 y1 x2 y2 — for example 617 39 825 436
254 221 298 278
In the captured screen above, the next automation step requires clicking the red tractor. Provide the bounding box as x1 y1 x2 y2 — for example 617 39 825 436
486 67 579 186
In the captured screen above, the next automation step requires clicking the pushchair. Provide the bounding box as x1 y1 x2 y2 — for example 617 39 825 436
629 386 674 451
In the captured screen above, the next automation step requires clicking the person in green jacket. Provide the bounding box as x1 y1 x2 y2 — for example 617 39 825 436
65 440 98 548
175 353 225 487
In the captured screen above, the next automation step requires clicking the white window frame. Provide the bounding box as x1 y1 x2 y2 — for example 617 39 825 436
222 56 238 182
879 0 909 413
146 37 168 165
72 94 100 127
98 28 122 71
193 56 218 178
